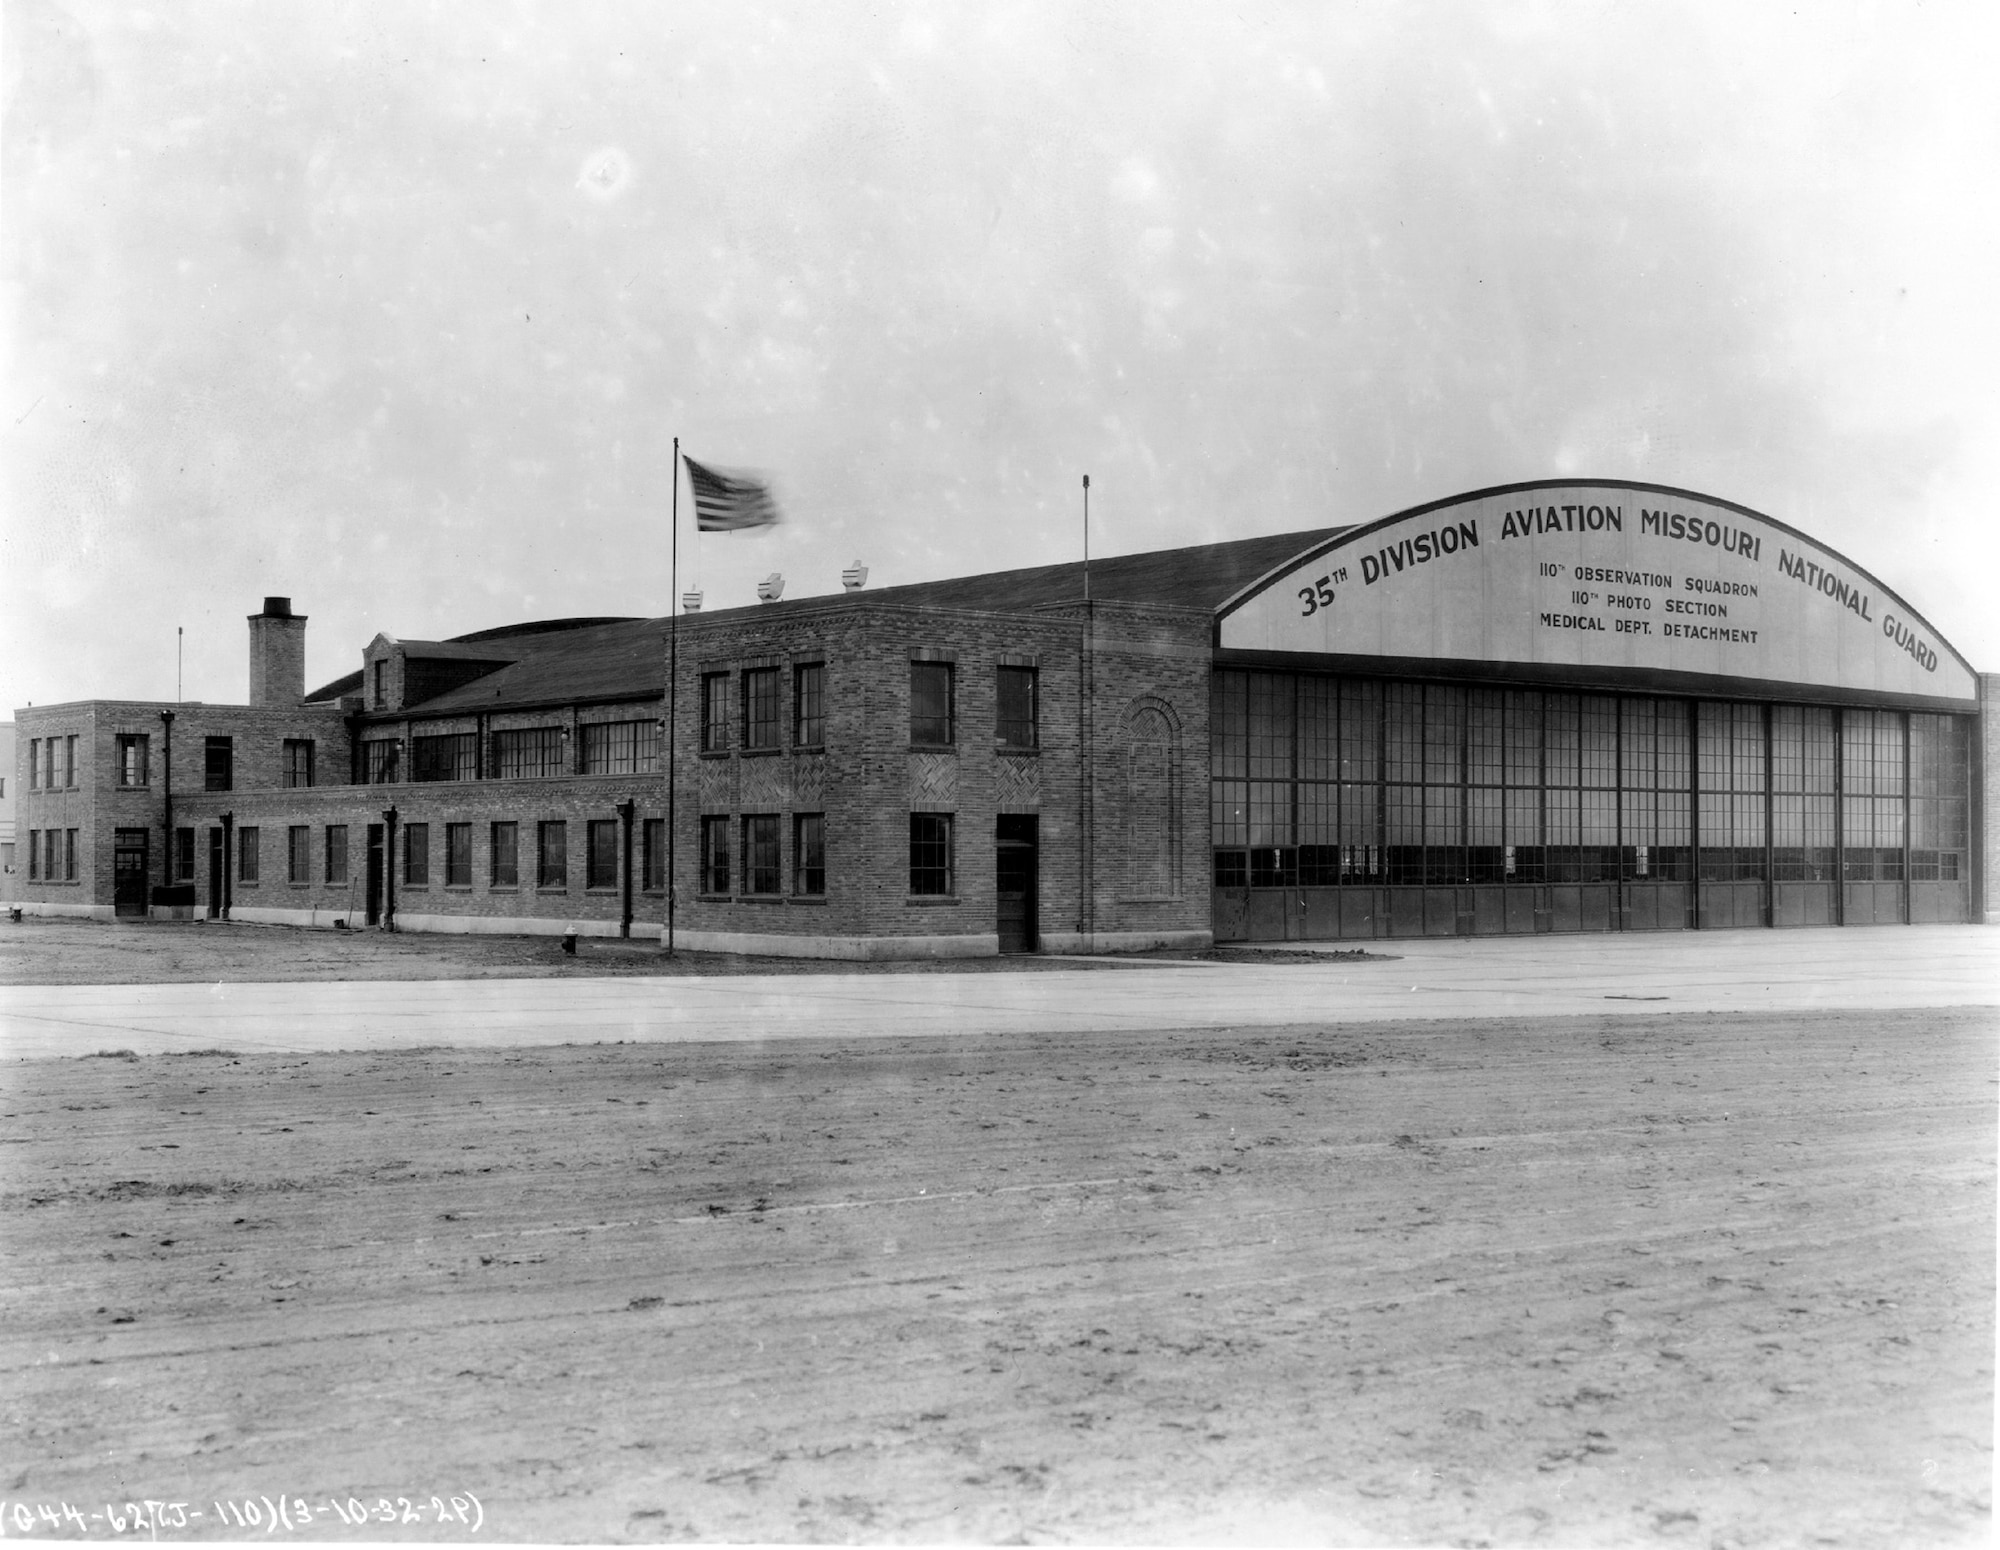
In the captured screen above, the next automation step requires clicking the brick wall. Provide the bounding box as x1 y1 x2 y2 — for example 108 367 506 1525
665 597 1213 954
1981 673 1998 925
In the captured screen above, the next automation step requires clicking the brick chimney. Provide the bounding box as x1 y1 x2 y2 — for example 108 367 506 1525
248 597 307 706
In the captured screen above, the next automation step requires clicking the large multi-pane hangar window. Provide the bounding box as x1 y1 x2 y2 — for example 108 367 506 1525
1210 672 1972 939
1213 481 1982 940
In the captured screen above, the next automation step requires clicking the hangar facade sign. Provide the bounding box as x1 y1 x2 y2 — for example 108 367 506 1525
1217 481 1978 707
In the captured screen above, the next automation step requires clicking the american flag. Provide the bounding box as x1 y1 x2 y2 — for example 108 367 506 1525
683 455 782 532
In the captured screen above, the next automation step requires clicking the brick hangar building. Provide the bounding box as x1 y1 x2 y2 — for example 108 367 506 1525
14 481 1996 952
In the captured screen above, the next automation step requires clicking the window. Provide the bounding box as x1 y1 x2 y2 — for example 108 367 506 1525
700 673 730 752
26 830 36 880
412 734 476 783
445 823 472 887
586 819 619 889
371 659 387 710
116 734 150 787
493 727 565 779
909 812 953 894
536 820 567 888
325 825 349 886
40 738 56 789
364 739 400 784
642 818 665 892
742 814 780 893
911 661 954 745
62 734 77 787
287 826 310 884
741 667 780 750
490 822 519 887
64 829 78 881
283 738 315 788
403 823 429 885
238 826 260 883
205 736 233 792
997 666 1038 749
794 813 825 896
27 739 38 791
699 816 730 894
582 720 660 774
794 663 825 747
176 827 196 883
43 830 58 881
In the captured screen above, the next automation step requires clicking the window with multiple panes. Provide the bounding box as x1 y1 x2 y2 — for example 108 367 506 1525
700 816 730 894
1909 713 1971 883
64 829 78 881
741 668 781 750
1841 708 1906 882
536 821 566 888
794 663 825 747
582 720 659 774
493 728 565 779
116 734 149 787
794 813 825 896
26 829 37 880
909 813 953 895
586 819 619 889
176 827 196 883
490 822 519 887
27 740 37 790
910 661 953 746
445 823 472 886
325 825 349 886
996 666 1037 749
642 818 666 892
701 674 730 752
205 736 233 791
363 739 400 784
741 815 780 893
403 823 429 885
287 826 310 884
1697 701 1768 882
283 738 315 788
412 734 476 782
59 734 76 787
238 826 260 883
371 659 388 710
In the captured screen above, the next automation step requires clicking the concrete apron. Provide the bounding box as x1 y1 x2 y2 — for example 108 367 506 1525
1 925 1994 1061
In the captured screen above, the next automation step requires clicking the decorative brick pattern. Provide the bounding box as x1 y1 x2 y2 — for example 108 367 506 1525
739 756 789 811
794 754 826 808
907 751 959 807
995 755 1041 810
697 757 735 814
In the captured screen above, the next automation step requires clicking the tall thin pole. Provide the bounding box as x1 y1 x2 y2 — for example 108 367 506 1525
1080 473 1092 948
177 627 183 704
666 436 680 956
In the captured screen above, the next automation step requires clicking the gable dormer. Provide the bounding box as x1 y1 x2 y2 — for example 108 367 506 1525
361 633 520 713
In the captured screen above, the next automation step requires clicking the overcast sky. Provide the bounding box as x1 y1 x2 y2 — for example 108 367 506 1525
5 1 1996 711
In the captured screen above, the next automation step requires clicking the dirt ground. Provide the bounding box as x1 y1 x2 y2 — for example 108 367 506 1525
0 917 1371 986
2 1007 1991 1546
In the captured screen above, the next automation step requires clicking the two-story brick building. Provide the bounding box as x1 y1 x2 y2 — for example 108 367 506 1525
12 480 1995 950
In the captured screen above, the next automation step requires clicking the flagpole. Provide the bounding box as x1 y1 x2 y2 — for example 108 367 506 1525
1080 472 1092 950
665 435 679 957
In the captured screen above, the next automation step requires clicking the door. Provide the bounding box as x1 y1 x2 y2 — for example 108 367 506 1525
365 824 385 926
207 828 225 917
995 815 1038 954
113 830 148 918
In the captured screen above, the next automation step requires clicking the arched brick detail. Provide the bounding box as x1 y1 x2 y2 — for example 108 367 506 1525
1119 695 1183 898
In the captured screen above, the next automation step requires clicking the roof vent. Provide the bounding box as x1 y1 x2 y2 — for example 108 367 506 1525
756 573 785 603
681 589 703 614
842 561 869 591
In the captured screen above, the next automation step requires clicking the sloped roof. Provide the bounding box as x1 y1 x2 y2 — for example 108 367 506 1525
366 528 1348 715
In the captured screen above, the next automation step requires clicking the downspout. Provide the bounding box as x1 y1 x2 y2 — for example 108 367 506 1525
617 799 635 939
158 709 175 895
382 806 399 931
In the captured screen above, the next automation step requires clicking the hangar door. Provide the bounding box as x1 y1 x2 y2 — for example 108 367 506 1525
1209 670 1972 941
